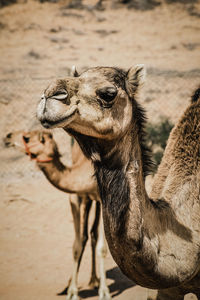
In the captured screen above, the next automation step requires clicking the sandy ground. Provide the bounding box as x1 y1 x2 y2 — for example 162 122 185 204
0 175 151 300
0 0 200 299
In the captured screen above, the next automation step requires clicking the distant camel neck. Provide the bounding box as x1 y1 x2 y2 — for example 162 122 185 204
37 154 70 192
37 150 97 195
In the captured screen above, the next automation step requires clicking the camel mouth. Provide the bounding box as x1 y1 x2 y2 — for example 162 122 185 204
39 105 78 129
30 153 37 159
41 118 65 129
4 140 11 147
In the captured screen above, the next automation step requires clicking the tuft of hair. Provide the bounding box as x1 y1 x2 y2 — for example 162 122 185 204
134 101 155 177
191 86 200 103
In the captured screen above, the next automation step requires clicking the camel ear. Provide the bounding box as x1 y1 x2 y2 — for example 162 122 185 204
126 64 146 96
71 65 79 77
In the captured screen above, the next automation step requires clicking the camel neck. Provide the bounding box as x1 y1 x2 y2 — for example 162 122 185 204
91 128 158 283
95 129 147 231
91 127 193 288
37 153 96 194
37 155 69 192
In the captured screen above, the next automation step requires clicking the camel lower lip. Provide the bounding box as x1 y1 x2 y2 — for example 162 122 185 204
40 107 77 129
41 119 61 129
41 117 70 129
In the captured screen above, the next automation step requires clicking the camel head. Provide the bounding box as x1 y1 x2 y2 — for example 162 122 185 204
4 131 25 150
4 130 59 162
37 65 146 141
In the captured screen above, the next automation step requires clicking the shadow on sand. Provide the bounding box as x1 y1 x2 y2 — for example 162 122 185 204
58 266 136 298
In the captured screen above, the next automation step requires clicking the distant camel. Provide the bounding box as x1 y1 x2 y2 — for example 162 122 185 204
4 130 111 300
67 0 104 10
37 64 200 299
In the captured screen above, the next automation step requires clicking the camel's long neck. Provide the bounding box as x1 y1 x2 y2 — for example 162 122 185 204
38 154 96 194
95 132 146 239
37 156 71 192
93 129 152 277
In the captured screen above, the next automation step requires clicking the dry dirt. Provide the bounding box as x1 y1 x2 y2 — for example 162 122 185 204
0 0 200 299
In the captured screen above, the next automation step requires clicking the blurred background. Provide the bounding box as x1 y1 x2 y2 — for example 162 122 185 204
0 0 200 299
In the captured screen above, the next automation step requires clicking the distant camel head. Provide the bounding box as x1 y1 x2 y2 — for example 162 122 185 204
37 65 146 141
4 131 24 149
4 131 58 162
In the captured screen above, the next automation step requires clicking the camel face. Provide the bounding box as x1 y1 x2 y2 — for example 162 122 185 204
4 131 56 160
22 131 56 160
37 65 145 140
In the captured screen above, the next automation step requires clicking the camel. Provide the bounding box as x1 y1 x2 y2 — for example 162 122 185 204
4 130 111 300
37 64 200 299
67 0 104 10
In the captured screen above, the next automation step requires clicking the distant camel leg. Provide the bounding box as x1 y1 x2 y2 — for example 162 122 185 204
67 194 92 300
88 201 101 288
97 216 111 300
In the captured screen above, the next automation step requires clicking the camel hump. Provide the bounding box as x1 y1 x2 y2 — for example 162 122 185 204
191 86 200 103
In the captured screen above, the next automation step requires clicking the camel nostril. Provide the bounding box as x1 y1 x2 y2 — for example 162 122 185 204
7 133 12 138
23 136 30 143
41 94 46 100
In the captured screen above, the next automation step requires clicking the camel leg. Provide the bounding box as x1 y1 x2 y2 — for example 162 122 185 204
97 216 111 300
67 194 92 300
156 288 184 300
88 200 101 289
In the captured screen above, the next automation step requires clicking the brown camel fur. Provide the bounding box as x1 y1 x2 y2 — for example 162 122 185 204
4 130 111 300
37 65 200 299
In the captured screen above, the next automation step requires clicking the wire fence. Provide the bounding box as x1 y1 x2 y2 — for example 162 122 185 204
0 69 200 179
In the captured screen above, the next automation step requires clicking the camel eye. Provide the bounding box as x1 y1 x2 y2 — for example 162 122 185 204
52 91 68 100
97 87 117 103
23 136 30 143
